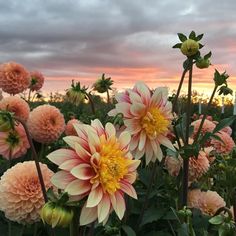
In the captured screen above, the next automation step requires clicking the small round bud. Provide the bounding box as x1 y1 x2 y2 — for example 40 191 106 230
181 39 199 56
196 58 210 69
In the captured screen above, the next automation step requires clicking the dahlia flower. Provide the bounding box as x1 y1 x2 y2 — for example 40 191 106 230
188 189 225 216
29 71 44 91
211 131 235 155
164 156 181 177
109 81 174 164
0 96 30 122
47 119 140 225
65 119 82 136
0 123 30 159
27 105 65 144
0 161 54 224
0 62 30 95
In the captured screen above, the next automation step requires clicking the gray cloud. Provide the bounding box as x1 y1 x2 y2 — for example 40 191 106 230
0 0 236 92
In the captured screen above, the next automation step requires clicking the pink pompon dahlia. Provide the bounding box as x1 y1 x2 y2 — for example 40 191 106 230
109 81 174 164
29 71 45 91
0 96 30 122
47 119 140 225
0 123 30 159
188 189 225 216
27 105 65 144
0 62 30 95
211 131 235 155
65 119 82 136
0 161 54 224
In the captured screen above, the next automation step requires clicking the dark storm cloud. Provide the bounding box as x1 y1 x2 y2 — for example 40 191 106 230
0 0 236 90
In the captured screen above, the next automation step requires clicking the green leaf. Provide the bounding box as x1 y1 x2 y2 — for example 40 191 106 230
177 223 189 236
204 51 212 60
199 43 204 49
141 207 166 226
196 34 204 41
177 33 187 42
189 31 196 40
209 214 225 225
213 116 236 134
173 43 182 49
121 225 136 236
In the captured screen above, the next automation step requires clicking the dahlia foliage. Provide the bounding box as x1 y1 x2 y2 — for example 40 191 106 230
0 31 235 236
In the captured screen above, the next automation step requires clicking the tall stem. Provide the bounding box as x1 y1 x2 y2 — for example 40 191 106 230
193 85 218 144
15 117 48 203
172 64 189 113
181 60 193 207
106 90 110 104
86 92 96 115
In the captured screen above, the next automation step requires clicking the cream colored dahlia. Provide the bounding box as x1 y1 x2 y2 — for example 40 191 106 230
211 131 235 155
65 119 82 136
109 81 174 164
0 161 54 224
0 62 30 95
29 71 44 91
27 105 65 144
0 96 30 122
47 119 140 225
0 123 30 159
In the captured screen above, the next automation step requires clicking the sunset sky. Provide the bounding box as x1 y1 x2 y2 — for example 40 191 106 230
1 0 236 96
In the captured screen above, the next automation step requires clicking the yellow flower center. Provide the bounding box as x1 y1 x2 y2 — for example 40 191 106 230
93 136 129 194
141 107 169 138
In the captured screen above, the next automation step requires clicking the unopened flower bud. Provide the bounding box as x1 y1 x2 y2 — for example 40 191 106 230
196 58 210 69
181 39 199 57
41 202 74 228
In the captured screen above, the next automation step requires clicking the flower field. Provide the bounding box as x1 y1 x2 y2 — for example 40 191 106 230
0 31 236 236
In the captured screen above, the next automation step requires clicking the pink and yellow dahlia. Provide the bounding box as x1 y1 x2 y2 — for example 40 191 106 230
0 123 30 159
211 131 235 155
0 62 30 95
0 161 54 224
47 119 140 225
0 96 30 122
109 82 174 164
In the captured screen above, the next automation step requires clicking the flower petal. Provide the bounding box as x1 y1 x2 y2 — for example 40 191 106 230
59 159 82 171
105 123 116 138
110 191 125 220
80 204 98 226
71 164 95 180
65 179 91 196
118 131 131 150
120 181 137 199
87 186 103 208
138 130 146 151
98 194 110 223
51 171 76 189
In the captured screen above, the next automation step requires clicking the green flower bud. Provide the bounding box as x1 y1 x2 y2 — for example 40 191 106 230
196 58 210 69
181 39 199 57
41 202 74 228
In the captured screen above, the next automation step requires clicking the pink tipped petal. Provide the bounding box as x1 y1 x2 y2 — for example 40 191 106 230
87 187 103 208
130 103 146 117
80 204 98 226
91 119 105 136
98 194 110 223
134 148 145 160
115 103 132 118
51 171 76 189
129 134 139 151
110 191 125 220
159 135 175 151
65 179 91 196
135 81 151 105
128 90 143 104
59 159 82 171
73 123 87 140
119 131 131 150
124 119 141 135
47 149 78 165
138 131 146 151
63 136 82 149
105 123 116 138
120 181 137 199
71 164 95 180
74 143 91 163
128 159 140 171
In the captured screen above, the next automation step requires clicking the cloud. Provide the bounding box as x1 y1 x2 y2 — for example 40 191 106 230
0 0 236 93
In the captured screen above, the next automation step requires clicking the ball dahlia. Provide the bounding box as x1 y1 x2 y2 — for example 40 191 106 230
0 96 30 122
0 123 30 159
0 62 30 95
27 105 65 144
47 119 140 225
0 161 54 224
211 131 235 155
29 71 44 91
109 81 174 164
65 119 82 136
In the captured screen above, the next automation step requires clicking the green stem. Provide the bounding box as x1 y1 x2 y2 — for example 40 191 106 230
15 117 48 203
106 90 110 104
19 225 25 236
70 209 78 236
8 221 12 236
181 59 193 207
172 63 189 113
86 92 96 115
33 223 38 236
193 85 218 144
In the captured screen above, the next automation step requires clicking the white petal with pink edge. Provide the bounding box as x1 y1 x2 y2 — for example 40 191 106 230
110 191 125 220
74 143 91 163
138 130 147 151
98 194 111 223
105 123 116 138
130 103 146 117
59 159 82 171
91 119 105 136
86 186 103 208
51 171 76 189
120 181 137 199
65 179 91 196
71 163 95 180
159 135 175 151
63 136 82 149
80 204 98 225
118 131 131 150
